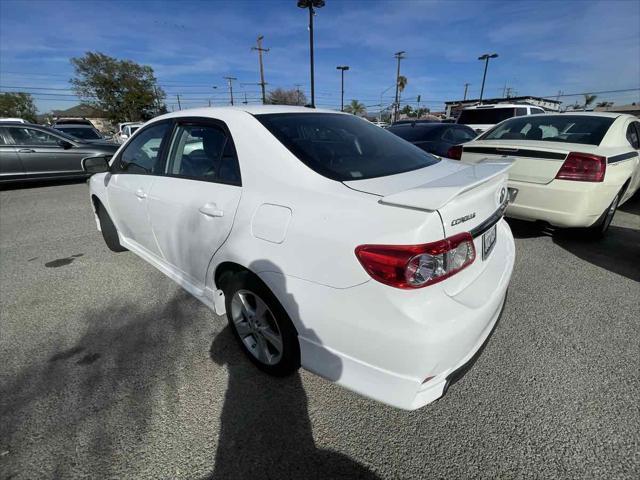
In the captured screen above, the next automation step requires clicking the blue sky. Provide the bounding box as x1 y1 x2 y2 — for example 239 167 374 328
1 0 638 114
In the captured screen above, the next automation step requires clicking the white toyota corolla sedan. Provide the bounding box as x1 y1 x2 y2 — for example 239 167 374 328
448 112 640 236
83 106 515 410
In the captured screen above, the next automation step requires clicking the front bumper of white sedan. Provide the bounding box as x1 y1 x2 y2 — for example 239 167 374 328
505 178 620 228
261 219 515 410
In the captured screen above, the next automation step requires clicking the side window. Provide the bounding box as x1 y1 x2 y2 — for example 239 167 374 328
626 122 640 149
8 127 60 146
117 122 169 175
515 108 528 116
532 108 545 114
0 127 9 145
443 127 475 143
166 123 241 185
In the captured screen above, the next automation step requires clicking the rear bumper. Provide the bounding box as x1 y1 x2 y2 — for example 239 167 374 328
261 219 515 410
505 179 619 227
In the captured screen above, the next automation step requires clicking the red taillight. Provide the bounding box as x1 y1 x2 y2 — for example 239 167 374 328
446 145 463 160
355 233 476 289
555 152 606 182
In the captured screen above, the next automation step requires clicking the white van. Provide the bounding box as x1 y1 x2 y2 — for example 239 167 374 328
457 104 546 134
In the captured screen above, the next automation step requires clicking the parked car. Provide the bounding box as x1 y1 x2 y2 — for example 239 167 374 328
53 124 113 144
0 122 118 183
457 103 546 134
449 112 640 236
83 106 515 410
371 121 389 128
115 122 143 144
0 118 27 123
387 123 477 157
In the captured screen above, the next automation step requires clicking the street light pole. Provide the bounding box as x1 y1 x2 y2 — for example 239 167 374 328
336 65 349 111
298 0 325 108
463 82 470 101
393 50 406 122
478 53 498 104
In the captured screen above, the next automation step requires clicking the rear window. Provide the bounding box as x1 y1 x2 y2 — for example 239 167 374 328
387 125 444 142
256 113 440 181
480 115 615 145
57 127 101 140
458 108 516 125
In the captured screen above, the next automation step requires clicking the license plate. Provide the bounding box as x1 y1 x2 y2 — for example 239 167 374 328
482 224 497 260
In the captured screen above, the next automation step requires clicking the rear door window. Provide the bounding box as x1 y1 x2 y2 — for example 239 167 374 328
626 122 639 149
166 123 241 185
256 113 440 181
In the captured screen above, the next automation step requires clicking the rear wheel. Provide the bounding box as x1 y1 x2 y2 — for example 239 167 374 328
223 271 300 376
586 190 621 238
97 203 127 252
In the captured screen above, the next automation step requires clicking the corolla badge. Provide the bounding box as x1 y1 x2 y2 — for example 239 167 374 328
451 213 476 226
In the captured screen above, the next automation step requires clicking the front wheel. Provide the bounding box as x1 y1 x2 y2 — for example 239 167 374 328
586 190 621 238
223 271 300 376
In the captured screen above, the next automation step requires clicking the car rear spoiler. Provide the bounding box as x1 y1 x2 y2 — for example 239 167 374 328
379 160 513 212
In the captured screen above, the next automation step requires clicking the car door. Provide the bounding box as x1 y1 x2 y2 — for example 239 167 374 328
106 121 171 257
146 118 242 290
0 127 26 181
7 126 84 176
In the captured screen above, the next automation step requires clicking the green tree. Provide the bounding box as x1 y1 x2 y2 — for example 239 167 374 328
400 104 414 116
266 88 307 106
70 51 166 122
583 94 597 110
0 92 37 122
344 99 366 116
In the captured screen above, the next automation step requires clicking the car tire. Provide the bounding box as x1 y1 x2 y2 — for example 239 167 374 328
223 271 300 376
97 203 127 252
586 190 621 239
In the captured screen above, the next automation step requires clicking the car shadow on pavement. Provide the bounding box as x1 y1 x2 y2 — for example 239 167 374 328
0 290 203 479
0 177 88 191
205 259 380 480
207 327 379 480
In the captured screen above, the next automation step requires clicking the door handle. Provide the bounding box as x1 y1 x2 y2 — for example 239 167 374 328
135 189 147 199
199 203 224 218
18 149 36 153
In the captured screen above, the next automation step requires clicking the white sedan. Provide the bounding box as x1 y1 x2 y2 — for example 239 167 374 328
82 106 515 410
448 112 640 236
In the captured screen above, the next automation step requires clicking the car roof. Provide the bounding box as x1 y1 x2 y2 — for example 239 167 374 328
55 124 95 128
0 121 41 127
155 105 342 121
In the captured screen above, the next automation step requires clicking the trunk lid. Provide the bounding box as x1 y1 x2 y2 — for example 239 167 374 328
344 159 512 237
460 140 577 184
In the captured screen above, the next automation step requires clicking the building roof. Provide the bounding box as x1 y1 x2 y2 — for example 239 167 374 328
51 103 107 118
445 95 562 105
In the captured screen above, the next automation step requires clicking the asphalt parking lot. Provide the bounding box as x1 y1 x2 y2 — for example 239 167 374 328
1 180 638 480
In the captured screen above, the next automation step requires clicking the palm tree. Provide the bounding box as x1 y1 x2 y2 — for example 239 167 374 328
583 94 597 110
596 101 613 109
344 99 366 116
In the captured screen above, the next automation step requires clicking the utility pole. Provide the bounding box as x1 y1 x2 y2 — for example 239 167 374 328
176 94 182 110
393 50 406 122
243 92 248 105
505 87 514 98
463 83 470 101
223 76 237 105
252 35 269 104
294 84 304 105
336 66 349 111
298 0 325 108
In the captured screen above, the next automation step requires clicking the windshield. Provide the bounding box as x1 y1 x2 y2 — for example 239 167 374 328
256 113 440 181
480 115 615 145
57 127 101 140
458 108 516 125
387 125 444 142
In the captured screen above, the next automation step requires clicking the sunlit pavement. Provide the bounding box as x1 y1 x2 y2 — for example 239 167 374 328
1 181 638 479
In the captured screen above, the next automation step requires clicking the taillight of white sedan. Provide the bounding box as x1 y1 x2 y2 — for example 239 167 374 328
83 106 515 410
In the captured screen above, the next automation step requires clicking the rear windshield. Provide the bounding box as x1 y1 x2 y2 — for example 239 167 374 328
256 113 440 181
458 108 516 125
387 125 444 142
480 115 615 145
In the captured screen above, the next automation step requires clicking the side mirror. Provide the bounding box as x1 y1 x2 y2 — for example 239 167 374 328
82 155 111 174
58 139 73 149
